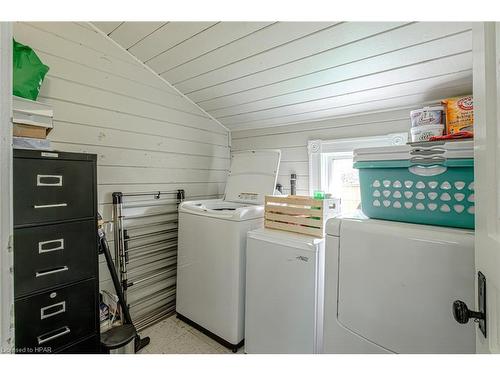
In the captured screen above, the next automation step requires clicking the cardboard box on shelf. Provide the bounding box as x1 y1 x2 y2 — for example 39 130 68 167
13 123 51 139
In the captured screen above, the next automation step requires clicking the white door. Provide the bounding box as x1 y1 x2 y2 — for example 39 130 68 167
472 22 500 353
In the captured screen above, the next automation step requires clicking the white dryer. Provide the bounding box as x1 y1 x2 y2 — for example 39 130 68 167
176 150 281 352
323 217 475 354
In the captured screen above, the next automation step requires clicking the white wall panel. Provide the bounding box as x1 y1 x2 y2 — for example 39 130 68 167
14 22 178 93
221 70 472 126
97 21 473 131
229 83 472 130
28 22 134 64
128 22 217 62
96 166 227 185
49 121 228 158
181 22 406 97
148 22 271 74
92 22 123 34
108 22 166 49
164 22 335 85
209 46 472 117
13 22 230 293
41 99 228 145
39 77 221 133
207 32 473 117
50 142 229 172
34 50 209 117
192 22 471 105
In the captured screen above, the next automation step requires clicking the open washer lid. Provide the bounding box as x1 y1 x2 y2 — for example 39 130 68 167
224 149 281 205
179 199 265 221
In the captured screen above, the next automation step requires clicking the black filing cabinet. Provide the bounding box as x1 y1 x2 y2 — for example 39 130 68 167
13 149 100 354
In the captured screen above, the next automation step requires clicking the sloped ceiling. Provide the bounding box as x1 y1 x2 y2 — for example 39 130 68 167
92 22 473 131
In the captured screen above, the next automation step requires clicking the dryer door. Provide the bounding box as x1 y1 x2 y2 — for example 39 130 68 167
337 219 475 353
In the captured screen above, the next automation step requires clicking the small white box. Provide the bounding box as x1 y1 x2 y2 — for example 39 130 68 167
13 95 53 130
13 136 52 150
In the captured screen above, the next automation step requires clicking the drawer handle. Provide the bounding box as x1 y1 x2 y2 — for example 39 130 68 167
37 326 71 345
36 266 69 278
40 301 66 320
41 152 59 158
37 174 63 186
38 238 64 254
34 203 68 209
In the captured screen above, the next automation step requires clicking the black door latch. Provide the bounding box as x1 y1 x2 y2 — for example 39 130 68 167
452 271 487 338
453 300 484 323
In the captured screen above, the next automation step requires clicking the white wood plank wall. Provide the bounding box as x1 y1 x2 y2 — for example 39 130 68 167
230 23 473 194
99 22 473 131
230 106 470 195
13 22 230 299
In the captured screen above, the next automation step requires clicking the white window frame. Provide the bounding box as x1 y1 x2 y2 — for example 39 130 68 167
307 133 408 196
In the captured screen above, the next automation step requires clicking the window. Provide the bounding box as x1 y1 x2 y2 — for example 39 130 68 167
308 133 408 215
325 153 360 215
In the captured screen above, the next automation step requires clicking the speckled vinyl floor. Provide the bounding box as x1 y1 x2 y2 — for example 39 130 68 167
136 315 244 354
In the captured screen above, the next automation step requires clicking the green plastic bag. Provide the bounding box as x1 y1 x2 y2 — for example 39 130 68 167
13 39 49 100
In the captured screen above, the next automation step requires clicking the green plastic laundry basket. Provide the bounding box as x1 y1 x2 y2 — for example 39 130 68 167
354 142 474 229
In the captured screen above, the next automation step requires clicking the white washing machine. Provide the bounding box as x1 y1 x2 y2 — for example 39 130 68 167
176 149 281 351
245 228 324 354
323 217 475 354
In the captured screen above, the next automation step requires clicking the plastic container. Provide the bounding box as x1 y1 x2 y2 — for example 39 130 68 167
353 140 474 229
410 124 444 142
410 106 444 127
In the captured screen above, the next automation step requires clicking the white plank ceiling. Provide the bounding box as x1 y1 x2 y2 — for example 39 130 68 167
93 22 473 131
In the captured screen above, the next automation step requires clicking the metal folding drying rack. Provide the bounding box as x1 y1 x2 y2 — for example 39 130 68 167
112 189 185 331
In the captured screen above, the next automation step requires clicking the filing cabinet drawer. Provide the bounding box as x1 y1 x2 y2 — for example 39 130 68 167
14 157 96 226
14 219 97 297
56 335 100 354
15 279 98 353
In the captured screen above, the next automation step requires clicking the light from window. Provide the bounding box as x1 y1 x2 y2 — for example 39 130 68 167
328 156 361 215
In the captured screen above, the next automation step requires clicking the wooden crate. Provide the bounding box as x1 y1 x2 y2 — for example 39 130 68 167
264 195 328 237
